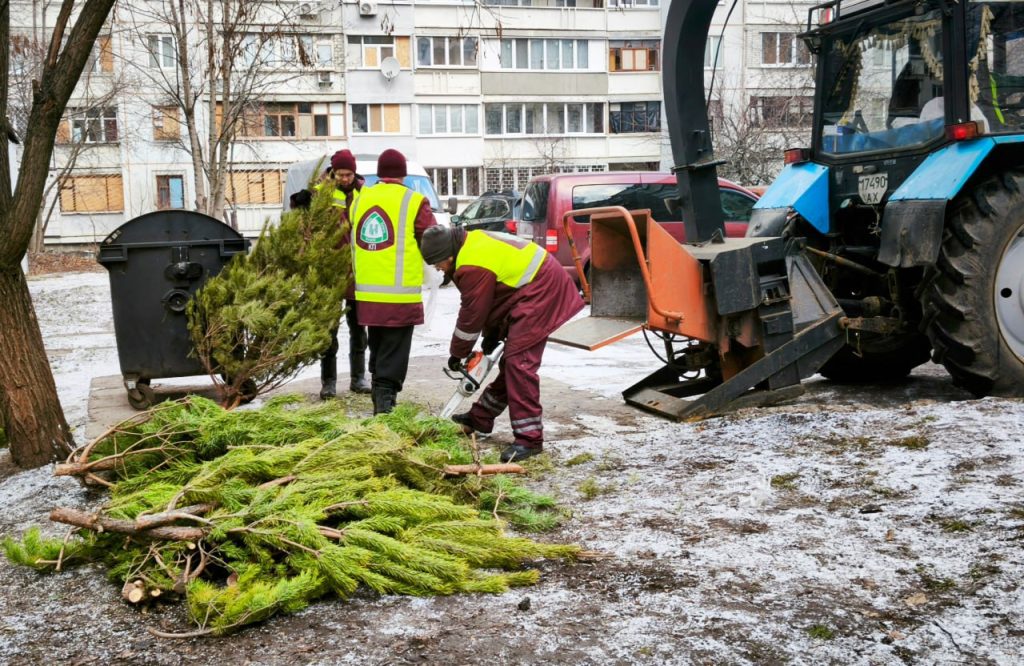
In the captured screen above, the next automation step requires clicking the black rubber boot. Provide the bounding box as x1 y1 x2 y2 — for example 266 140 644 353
349 353 371 394
372 385 397 415
320 354 337 401
500 443 543 463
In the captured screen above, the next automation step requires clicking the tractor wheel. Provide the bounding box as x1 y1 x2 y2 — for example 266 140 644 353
921 169 1024 397
819 333 932 383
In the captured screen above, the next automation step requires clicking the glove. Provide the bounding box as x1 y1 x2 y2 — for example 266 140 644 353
481 335 500 355
447 355 463 371
289 189 313 210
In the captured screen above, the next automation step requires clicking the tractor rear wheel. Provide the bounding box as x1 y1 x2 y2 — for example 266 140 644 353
922 169 1024 397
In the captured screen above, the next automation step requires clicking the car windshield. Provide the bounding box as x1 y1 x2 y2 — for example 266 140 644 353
362 174 441 210
818 8 946 154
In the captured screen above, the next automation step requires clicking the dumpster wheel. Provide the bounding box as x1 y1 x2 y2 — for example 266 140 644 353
127 381 156 410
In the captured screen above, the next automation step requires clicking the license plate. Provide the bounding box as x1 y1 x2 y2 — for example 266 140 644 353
858 173 888 204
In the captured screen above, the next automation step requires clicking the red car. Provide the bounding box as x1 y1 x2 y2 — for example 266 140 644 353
515 172 759 281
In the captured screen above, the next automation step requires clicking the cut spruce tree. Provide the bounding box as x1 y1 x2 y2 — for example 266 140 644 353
188 179 350 408
3 399 578 636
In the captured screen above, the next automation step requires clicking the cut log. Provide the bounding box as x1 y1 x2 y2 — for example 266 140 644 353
443 463 526 476
50 507 208 542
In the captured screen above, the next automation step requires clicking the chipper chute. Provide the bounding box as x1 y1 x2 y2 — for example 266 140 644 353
548 0 845 420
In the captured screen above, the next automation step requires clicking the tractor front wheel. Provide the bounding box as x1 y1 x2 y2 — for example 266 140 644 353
922 169 1024 397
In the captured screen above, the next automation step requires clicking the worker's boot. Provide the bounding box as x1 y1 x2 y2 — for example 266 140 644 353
372 384 397 415
319 356 337 401
349 353 372 394
500 443 543 463
450 412 475 435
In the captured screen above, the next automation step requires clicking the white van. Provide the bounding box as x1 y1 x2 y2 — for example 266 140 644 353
283 154 456 226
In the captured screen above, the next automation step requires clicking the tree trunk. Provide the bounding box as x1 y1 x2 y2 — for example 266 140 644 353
0 266 74 467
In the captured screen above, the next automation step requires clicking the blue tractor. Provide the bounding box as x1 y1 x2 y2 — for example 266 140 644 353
553 0 1024 418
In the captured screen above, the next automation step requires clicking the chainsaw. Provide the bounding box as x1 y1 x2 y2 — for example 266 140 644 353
439 342 504 418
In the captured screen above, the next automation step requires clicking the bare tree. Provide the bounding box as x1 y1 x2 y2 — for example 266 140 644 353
117 0 310 221
0 0 119 469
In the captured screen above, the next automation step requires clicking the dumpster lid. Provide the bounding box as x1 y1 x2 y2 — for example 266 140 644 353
100 211 244 246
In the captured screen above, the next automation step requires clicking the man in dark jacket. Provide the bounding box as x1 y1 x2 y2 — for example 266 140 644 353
290 150 371 399
322 149 371 398
350 149 437 414
419 225 584 462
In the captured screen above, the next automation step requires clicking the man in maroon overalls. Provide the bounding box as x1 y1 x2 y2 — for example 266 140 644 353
419 225 584 462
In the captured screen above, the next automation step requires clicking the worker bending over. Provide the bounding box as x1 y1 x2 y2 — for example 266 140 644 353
419 226 583 462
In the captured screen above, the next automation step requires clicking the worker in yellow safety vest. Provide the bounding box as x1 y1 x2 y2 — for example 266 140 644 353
349 149 437 414
419 226 583 462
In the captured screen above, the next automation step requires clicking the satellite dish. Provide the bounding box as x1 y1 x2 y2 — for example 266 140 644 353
380 56 400 81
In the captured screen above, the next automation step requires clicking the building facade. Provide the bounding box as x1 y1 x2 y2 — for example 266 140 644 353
8 0 813 246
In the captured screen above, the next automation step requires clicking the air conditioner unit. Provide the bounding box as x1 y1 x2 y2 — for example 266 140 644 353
317 71 333 88
358 1 377 16
298 2 317 17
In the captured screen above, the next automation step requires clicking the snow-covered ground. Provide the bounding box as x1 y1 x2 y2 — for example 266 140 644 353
0 270 1021 664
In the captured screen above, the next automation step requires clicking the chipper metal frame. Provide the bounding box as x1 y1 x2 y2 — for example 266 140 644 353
549 0 847 420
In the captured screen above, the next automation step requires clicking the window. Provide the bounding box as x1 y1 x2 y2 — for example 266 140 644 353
351 103 401 133
610 102 660 133
607 0 658 6
428 167 482 197
87 36 114 74
484 103 603 134
148 35 175 68
499 39 589 70
153 107 180 141
750 95 813 128
609 40 660 72
704 36 722 68
59 175 124 213
298 36 334 68
348 35 411 68
67 107 118 143
419 104 479 134
761 32 811 66
232 103 344 138
228 170 284 205
156 175 185 209
263 104 297 137
416 36 478 67
306 103 345 137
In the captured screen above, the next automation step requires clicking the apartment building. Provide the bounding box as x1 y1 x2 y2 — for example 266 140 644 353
8 0 814 246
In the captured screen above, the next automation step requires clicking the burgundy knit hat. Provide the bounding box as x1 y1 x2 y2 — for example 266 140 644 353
376 149 407 179
330 149 357 173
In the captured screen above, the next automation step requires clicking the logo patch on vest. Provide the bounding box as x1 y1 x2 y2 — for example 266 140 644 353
355 205 396 251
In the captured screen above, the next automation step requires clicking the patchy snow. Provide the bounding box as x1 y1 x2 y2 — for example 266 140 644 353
0 270 1021 664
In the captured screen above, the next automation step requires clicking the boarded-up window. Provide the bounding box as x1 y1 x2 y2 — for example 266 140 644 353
87 35 114 73
351 104 401 133
153 107 180 141
59 175 124 213
228 170 284 205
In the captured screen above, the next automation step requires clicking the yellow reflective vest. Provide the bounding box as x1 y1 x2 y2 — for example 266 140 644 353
455 230 547 288
350 183 426 304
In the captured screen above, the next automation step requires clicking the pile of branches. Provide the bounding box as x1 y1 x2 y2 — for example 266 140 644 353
187 175 351 408
4 398 578 636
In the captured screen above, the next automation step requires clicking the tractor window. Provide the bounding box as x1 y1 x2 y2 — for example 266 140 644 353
970 1 1024 133
818 8 946 154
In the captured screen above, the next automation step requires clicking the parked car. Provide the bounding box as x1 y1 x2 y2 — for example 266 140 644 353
515 172 760 281
451 190 520 233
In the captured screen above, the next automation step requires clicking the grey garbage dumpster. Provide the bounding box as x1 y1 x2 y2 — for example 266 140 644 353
97 211 249 409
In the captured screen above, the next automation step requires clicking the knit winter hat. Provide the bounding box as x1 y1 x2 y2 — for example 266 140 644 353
330 149 357 173
376 149 407 179
419 225 455 265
